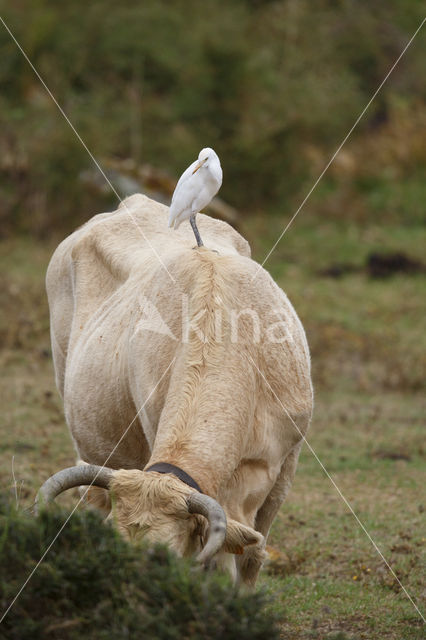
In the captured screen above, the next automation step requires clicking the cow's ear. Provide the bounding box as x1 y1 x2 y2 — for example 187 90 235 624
223 518 264 555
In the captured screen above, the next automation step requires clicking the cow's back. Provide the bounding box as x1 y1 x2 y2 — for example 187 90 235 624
46 194 250 397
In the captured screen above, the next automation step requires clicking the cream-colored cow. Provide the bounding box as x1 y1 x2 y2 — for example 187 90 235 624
39 194 313 586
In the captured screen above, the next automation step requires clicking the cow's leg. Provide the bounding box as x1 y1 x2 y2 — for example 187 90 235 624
237 442 302 586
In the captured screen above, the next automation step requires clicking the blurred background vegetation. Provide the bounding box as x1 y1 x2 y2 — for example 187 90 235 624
0 0 425 235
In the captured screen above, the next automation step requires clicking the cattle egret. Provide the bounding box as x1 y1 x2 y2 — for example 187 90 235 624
168 147 223 247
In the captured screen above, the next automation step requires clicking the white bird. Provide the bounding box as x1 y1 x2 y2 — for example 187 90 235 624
168 147 223 247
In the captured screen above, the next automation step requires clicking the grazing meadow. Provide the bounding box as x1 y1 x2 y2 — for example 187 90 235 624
1 203 424 638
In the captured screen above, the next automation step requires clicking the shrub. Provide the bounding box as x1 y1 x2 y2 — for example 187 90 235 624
0 494 279 640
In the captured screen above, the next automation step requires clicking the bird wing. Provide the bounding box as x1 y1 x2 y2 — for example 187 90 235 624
168 187 191 227
171 158 199 202
168 160 201 228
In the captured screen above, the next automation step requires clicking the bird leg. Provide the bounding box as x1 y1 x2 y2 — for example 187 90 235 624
190 214 204 247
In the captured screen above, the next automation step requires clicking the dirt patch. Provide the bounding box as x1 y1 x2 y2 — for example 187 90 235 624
318 251 426 279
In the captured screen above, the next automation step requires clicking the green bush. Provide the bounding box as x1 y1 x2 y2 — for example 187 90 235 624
0 493 279 640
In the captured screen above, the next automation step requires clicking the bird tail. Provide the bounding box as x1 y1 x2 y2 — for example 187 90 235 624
168 209 176 229
169 209 183 230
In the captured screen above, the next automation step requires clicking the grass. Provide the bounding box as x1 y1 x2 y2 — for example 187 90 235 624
244 206 426 393
245 207 426 638
261 390 425 639
0 211 425 638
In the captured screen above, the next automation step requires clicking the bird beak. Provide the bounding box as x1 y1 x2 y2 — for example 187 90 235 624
192 158 207 174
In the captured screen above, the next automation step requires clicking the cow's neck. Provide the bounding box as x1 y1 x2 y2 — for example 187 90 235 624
149 351 257 498
146 251 258 498
145 461 204 493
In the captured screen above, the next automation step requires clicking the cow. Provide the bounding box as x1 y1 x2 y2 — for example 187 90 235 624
38 194 313 587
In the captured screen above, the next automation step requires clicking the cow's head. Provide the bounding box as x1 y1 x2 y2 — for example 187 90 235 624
36 465 264 572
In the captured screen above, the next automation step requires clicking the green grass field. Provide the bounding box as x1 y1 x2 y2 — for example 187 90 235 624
1 209 425 638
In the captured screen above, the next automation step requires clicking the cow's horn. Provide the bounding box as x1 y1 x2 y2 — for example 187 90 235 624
187 493 227 565
35 465 114 511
